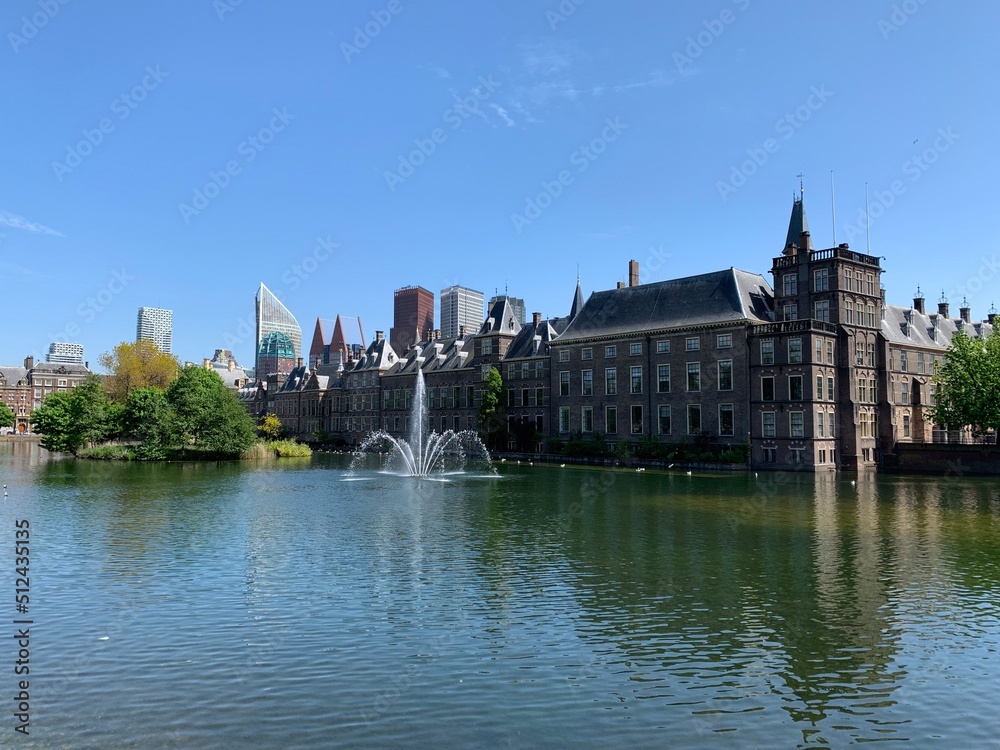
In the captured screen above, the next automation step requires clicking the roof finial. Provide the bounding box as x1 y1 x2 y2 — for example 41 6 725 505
990 302 997 315
939 290 948 303
577 263 580 284
797 172 805 201
915 285 923 298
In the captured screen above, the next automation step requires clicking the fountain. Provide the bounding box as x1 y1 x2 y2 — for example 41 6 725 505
349 367 494 478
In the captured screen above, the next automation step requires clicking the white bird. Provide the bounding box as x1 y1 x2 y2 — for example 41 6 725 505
560 463 566 468
668 464 674 469
754 472 758 479
517 460 520 465
686 471 692 476
850 480 856 486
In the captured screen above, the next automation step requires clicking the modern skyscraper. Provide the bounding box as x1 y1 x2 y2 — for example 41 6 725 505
391 286 434 354
136 307 173 353
487 295 526 326
255 283 302 375
440 285 484 339
46 342 84 364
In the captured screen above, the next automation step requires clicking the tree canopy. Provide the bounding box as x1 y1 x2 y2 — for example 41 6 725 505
167 366 257 455
100 339 181 402
477 366 504 449
0 402 14 429
932 330 1000 438
30 375 113 453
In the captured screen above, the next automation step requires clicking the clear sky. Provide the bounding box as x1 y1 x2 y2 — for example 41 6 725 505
2 0 998 369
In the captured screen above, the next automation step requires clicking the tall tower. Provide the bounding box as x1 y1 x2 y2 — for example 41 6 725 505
136 307 173 353
440 285 484 339
391 286 434 353
255 283 302 376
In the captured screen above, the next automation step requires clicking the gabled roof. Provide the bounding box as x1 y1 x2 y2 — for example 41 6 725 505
570 279 585 320
479 297 521 336
555 268 774 344
346 335 398 373
505 315 570 360
277 364 311 392
0 366 28 386
386 336 474 377
881 304 994 350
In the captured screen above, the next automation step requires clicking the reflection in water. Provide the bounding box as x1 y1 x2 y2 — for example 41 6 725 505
5 446 1000 748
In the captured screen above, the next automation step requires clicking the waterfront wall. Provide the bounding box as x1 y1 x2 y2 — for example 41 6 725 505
886 443 1000 476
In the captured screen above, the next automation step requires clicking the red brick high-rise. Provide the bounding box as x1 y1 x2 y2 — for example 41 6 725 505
390 286 434 355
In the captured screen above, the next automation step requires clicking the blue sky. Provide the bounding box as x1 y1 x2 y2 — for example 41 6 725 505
2 0 998 368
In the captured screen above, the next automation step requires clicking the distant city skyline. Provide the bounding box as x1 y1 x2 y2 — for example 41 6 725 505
440 285 484 339
136 307 173 354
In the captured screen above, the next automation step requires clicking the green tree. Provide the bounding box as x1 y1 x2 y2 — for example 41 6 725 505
31 392 80 453
932 330 1000 438
100 339 181 402
477 366 504 450
168 366 256 455
258 413 283 440
73 375 115 447
0 402 14 430
124 387 175 460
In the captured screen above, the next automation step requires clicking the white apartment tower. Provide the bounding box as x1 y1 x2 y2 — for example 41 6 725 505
440 285 484 339
136 307 173 353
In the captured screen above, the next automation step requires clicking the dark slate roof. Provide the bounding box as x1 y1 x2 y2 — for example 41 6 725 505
554 268 774 344
346 336 398 373
881 304 994 350
505 315 570 360
387 336 473 376
480 297 521 336
29 362 91 376
0 366 29 386
784 198 809 250
570 280 584 320
277 365 311 392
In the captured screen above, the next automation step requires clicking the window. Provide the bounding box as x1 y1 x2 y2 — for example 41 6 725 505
817 412 825 437
763 412 776 437
719 404 734 436
687 363 701 392
903 414 911 438
582 348 593 361
559 371 570 397
559 407 570 433
630 366 643 394
605 345 616 358
522 362 530 379
631 405 643 434
763 447 777 463
658 405 671 435
901 380 909 404
647 364 666 395
57 378 67 387
468 386 475 408
790 448 805 464
783 273 798 296
814 268 829 291
536 361 544 378
717 360 733 391
605 368 617 395
717 334 732 348
827 377 834 401
582 370 593 396
535 387 543 407
384 390 392 409
582 406 593 433
846 300 855 325
858 379 868 403
789 375 803 401
788 338 803 363
454 386 461 408
762 377 775 401
790 411 804 437
855 342 865 366
814 300 830 322
761 340 774 365
606 406 617 434
481 339 493 355
629 343 642 356
406 389 414 409
687 404 701 435
899 350 908 372
656 340 670 354
521 388 529 407
867 274 875 296
844 269 852 291
686 337 700 351
867 304 876 328
783 303 798 321
826 341 834 365
917 352 925 374
867 343 875 367
816 375 824 400
559 350 570 362
816 339 824 362
481 364 493 381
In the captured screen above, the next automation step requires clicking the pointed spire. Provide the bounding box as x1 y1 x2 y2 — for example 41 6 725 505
570 274 584 320
783 194 810 253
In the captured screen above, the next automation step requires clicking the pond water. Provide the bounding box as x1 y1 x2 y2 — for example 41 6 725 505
3 441 999 748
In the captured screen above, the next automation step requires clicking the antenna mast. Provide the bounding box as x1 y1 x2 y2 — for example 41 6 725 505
831 171 837 246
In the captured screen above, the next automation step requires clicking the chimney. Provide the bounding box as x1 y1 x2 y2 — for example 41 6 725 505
433 329 440 340
296 357 303 368
84 361 89 370
628 259 639 287
617 281 625 289
989 311 998 327
913 287 925 314
799 230 813 251
938 294 950 318
204 358 212 369
459 324 466 338
532 312 541 326
24 355 34 370
228 359 235 372
375 330 384 342
960 299 971 324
